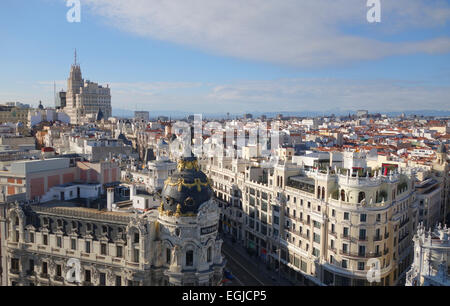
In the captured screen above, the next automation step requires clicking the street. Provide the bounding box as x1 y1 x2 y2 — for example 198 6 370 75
220 234 293 286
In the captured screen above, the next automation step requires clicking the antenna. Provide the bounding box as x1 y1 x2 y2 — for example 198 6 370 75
74 48 77 66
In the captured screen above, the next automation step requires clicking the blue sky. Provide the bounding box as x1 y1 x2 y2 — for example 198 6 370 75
0 0 449 114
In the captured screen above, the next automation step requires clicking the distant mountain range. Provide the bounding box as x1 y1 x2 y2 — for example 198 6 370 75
113 108 450 119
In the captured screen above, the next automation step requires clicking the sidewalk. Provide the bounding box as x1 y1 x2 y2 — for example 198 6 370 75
220 233 294 286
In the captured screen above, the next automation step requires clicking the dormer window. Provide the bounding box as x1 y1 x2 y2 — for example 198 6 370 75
185 197 194 207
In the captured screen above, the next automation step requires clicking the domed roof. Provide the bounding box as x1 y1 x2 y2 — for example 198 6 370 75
160 155 212 216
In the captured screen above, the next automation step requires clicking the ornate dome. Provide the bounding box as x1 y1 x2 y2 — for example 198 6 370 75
160 155 212 216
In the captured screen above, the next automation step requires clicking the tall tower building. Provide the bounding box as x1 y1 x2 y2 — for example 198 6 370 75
64 50 112 124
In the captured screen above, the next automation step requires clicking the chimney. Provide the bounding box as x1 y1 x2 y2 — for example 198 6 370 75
107 188 114 211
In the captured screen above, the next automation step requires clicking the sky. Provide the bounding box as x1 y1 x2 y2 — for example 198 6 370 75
0 0 449 115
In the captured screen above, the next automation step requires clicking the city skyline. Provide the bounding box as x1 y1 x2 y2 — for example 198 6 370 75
1 0 450 113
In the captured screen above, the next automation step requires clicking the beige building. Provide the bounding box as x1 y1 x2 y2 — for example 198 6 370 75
202 151 421 286
0 103 30 124
64 54 111 125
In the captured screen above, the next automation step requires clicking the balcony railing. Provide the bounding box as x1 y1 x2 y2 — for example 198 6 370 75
339 250 382 258
54 276 64 282
9 268 20 275
373 235 382 242
384 232 390 239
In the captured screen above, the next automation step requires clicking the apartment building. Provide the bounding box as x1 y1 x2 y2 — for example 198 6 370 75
202 151 420 286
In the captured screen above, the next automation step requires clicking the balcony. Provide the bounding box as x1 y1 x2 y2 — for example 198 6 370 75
54 276 64 282
329 231 337 239
340 234 353 241
26 270 35 277
384 248 389 255
9 268 20 275
373 235 382 242
384 232 390 239
358 236 368 242
339 250 382 259
40 273 50 279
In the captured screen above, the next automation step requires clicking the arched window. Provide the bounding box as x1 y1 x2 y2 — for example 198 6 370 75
166 248 171 264
207 247 212 262
341 190 346 202
15 216 19 226
317 186 321 199
186 250 194 266
358 192 366 203
322 187 325 200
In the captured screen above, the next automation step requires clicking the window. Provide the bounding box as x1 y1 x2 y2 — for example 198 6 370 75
71 239 76 250
332 209 335 217
85 270 91 283
342 260 348 268
134 249 139 263
30 232 34 243
343 227 349 237
186 250 194 266
57 236 62 248
101 243 107 255
166 248 171 264
313 221 321 229
100 273 106 286
29 260 34 274
116 246 123 258
313 233 321 243
115 276 122 286
56 265 62 277
360 214 367 222
42 262 48 275
359 229 366 240
301 260 307 273
358 245 366 257
207 247 212 262
43 234 48 246
376 214 381 222
358 262 365 271
11 258 19 271
85 241 91 253
342 243 348 253
312 248 320 257
344 212 349 220
273 216 279 225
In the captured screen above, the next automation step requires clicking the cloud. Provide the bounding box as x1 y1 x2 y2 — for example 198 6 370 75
205 78 450 112
3 78 449 113
82 0 450 66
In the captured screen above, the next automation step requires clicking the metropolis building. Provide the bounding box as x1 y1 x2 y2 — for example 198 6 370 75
0 156 224 286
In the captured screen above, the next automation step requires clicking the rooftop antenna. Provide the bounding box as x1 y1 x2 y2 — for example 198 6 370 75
74 48 77 66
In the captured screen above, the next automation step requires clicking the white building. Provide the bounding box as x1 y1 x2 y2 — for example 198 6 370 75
406 223 450 286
